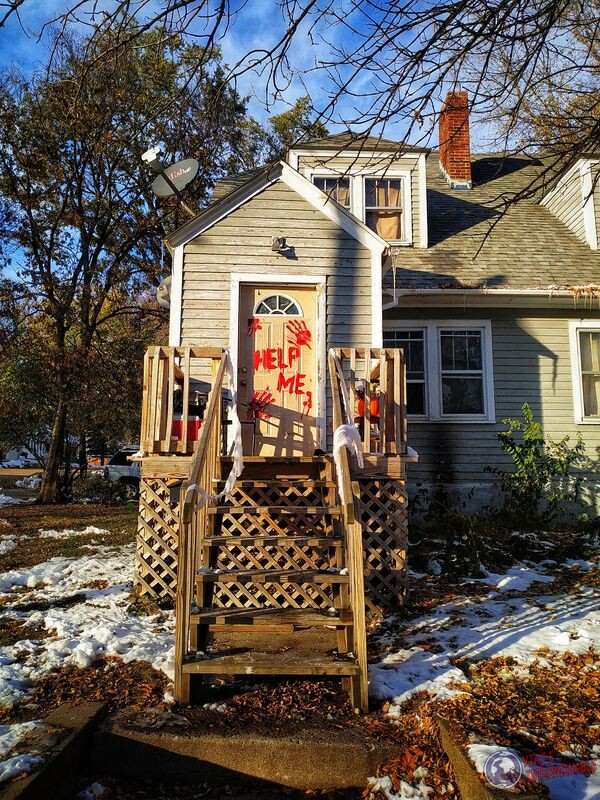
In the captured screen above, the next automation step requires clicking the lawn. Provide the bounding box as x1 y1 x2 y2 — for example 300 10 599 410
0 502 597 799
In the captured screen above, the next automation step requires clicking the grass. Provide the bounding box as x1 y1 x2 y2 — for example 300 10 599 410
0 504 137 569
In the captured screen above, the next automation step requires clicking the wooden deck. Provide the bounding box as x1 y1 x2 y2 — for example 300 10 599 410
134 345 411 711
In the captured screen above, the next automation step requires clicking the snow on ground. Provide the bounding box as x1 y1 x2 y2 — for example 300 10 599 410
0 540 175 708
38 525 109 540
0 721 45 783
467 743 600 800
15 476 41 490
0 496 21 509
370 562 599 713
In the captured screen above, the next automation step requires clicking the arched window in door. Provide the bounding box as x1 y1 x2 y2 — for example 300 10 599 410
253 294 303 316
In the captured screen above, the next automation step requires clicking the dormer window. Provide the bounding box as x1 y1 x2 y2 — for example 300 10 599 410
365 178 403 240
313 176 351 208
309 168 413 245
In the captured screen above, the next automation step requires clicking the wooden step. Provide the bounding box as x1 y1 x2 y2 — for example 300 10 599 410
191 608 353 628
209 505 341 516
220 456 329 464
204 534 342 547
196 569 349 585
181 649 360 677
215 479 336 489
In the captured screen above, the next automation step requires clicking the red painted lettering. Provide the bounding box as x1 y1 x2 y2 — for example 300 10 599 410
276 348 288 369
294 373 306 395
277 372 295 393
288 346 300 367
265 348 277 370
253 349 264 370
301 390 313 418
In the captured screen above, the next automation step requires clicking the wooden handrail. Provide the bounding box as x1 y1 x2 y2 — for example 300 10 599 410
327 349 368 711
332 347 407 455
174 351 227 702
140 345 225 457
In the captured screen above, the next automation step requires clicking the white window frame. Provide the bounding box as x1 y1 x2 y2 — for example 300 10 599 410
305 166 413 245
569 319 600 424
311 174 352 209
383 320 496 423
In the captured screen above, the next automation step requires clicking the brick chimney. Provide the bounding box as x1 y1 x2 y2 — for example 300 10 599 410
439 90 472 189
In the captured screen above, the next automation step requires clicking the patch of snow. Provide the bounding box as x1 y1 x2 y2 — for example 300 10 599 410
0 543 174 706
563 559 596 572
370 562 599 710
0 495 21 508
536 762 600 800
0 721 42 759
0 721 45 783
0 538 18 555
38 525 109 540
15 476 41 489
428 560 441 576
473 565 555 593
0 753 43 782
366 774 433 799
78 781 107 799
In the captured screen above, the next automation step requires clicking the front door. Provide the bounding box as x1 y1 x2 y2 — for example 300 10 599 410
238 284 320 456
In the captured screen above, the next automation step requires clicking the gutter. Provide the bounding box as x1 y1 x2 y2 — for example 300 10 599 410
382 286 600 310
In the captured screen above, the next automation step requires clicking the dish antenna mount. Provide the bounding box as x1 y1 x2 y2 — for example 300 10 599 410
142 145 197 218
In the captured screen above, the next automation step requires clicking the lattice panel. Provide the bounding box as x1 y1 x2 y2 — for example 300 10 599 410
212 580 335 609
134 477 409 614
358 479 408 616
223 484 328 508
213 542 333 573
135 478 179 598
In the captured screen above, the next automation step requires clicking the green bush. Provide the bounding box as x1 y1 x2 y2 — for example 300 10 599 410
71 474 127 505
488 402 585 526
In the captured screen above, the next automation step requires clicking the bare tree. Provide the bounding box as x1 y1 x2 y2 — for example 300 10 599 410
37 0 600 179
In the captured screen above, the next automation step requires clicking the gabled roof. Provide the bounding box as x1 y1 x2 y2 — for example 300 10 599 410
165 161 388 253
291 131 429 155
384 153 600 292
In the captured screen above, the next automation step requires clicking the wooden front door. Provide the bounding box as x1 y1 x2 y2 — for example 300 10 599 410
238 284 320 456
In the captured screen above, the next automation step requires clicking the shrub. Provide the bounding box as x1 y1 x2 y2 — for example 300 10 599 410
488 402 585 526
71 474 127 505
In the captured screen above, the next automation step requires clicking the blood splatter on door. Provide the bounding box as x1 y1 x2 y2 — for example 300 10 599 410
238 285 319 456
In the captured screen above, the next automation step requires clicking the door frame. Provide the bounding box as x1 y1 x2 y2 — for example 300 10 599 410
230 273 327 451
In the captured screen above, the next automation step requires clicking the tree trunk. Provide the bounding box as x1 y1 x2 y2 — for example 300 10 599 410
38 397 67 503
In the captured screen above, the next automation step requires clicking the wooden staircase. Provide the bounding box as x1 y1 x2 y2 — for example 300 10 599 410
173 353 370 711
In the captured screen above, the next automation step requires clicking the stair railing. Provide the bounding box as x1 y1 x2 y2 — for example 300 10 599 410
174 351 227 702
140 345 224 456
327 349 369 711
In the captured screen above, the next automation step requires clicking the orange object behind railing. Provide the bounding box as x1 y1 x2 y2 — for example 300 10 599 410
140 346 223 456
335 348 407 455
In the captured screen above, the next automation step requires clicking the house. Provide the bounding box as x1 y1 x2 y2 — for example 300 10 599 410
135 90 599 706
164 90 600 508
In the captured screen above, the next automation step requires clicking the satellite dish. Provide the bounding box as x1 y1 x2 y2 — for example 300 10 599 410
156 275 172 309
152 158 199 198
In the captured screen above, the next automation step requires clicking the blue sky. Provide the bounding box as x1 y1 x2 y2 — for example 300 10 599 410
0 0 496 150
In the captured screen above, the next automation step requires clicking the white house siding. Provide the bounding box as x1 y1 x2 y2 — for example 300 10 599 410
296 154 422 248
384 306 600 511
180 181 373 350
544 167 587 244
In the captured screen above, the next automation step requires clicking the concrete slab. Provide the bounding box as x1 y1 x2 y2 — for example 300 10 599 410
93 711 401 790
0 702 105 800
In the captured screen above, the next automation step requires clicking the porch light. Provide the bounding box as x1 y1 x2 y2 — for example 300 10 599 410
272 236 287 253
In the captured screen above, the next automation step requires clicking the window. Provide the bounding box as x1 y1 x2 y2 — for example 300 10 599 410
365 178 403 240
254 294 302 316
383 321 495 421
382 330 426 415
440 330 484 415
309 169 412 243
313 176 351 208
569 320 600 422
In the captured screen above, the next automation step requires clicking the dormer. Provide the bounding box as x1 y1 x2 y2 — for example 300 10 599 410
287 133 429 248
541 157 599 250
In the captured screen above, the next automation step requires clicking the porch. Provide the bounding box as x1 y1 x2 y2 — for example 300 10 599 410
134 345 413 709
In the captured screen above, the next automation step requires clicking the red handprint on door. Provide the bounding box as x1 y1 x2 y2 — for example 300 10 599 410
247 389 274 421
286 319 312 349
